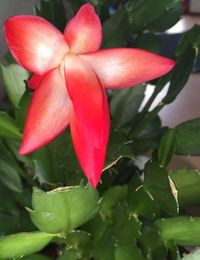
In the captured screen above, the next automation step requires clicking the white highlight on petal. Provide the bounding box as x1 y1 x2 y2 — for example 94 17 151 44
37 43 53 60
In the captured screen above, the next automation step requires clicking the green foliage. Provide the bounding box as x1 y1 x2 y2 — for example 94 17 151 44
57 230 92 259
100 185 127 218
110 85 145 133
169 169 200 207
93 203 142 260
104 128 135 171
102 7 130 48
31 146 58 185
0 157 22 193
34 0 67 31
4 51 16 64
128 173 160 219
148 2 183 32
157 128 176 167
0 111 22 141
132 33 162 53
115 245 144 260
0 0 200 258
29 185 100 234
144 161 179 216
44 130 82 185
156 217 200 246
140 226 167 260
0 232 54 259
93 227 115 260
0 64 29 108
15 90 32 131
112 203 141 244
175 118 200 156
22 254 51 260
163 47 197 104
176 25 200 58
127 0 182 32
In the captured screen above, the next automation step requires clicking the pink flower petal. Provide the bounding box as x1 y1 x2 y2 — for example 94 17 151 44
64 55 109 187
28 74 43 89
19 68 71 155
80 48 176 88
64 3 102 54
5 16 69 75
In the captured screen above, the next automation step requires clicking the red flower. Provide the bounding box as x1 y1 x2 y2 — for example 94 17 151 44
5 4 175 187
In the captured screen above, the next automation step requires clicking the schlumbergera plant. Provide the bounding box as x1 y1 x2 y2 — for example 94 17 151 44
0 0 200 259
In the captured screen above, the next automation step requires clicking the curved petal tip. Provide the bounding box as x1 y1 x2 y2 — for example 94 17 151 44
64 3 102 54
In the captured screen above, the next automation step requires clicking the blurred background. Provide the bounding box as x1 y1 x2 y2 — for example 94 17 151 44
0 0 38 61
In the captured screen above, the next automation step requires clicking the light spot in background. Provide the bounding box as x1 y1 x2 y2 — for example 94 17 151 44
139 82 170 112
166 15 200 34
